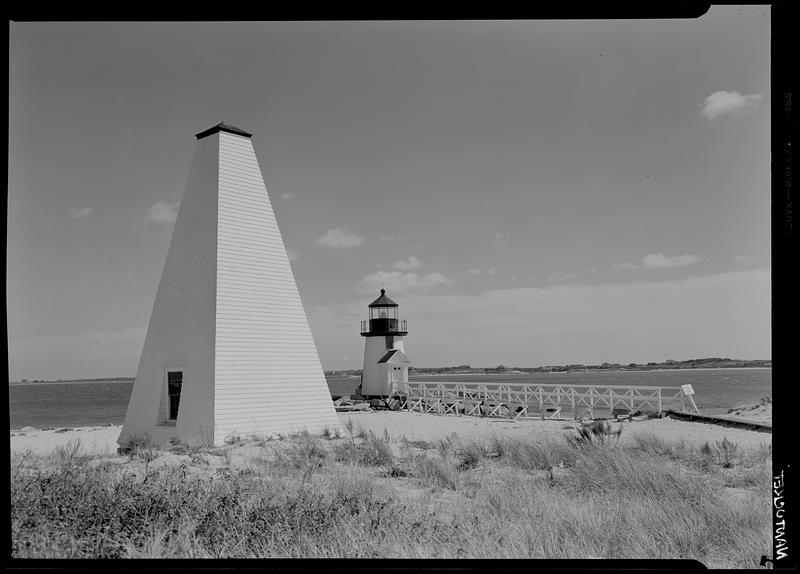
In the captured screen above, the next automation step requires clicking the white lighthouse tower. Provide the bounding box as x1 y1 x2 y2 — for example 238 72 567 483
359 289 411 397
118 122 340 448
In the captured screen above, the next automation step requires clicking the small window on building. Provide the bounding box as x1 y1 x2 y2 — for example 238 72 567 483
167 371 183 420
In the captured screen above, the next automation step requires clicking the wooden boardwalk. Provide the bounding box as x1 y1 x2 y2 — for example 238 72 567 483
399 381 698 420
664 409 771 432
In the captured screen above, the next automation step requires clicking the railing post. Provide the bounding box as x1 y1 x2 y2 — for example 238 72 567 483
658 388 662 414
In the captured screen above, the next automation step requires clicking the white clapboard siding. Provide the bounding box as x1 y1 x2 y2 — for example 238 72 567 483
120 125 340 449
214 131 339 442
118 135 219 448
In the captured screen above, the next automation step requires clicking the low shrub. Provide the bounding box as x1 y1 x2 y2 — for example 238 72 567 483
566 421 623 448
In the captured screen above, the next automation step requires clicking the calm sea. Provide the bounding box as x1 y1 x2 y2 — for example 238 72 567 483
9 368 771 430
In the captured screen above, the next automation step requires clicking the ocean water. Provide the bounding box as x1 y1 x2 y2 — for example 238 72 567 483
8 368 771 430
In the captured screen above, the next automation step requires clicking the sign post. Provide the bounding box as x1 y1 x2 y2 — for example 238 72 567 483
681 384 700 414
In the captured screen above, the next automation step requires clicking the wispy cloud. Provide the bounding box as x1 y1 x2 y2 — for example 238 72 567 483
487 266 497 275
281 192 295 200
356 270 452 294
735 254 757 264
377 235 404 243
642 253 701 269
547 271 579 283
701 90 762 121
314 227 363 248
466 268 483 276
612 262 639 270
392 256 422 270
69 207 92 220
286 248 299 262
145 201 179 224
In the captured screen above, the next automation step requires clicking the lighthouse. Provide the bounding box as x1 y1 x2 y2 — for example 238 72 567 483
360 289 412 397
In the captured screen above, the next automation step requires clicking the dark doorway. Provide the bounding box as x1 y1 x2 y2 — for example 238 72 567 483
168 371 183 420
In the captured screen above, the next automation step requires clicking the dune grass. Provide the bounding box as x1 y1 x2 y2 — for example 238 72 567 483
10 427 771 566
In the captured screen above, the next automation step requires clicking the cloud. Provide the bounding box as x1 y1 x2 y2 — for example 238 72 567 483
547 271 579 283
281 192 295 200
701 91 762 121
392 256 422 270
467 268 483 276
356 270 452 294
612 262 639 270
735 255 757 264
314 227 364 248
69 207 92 219
487 267 497 275
145 201 179 224
286 248 299 262
377 235 403 243
642 253 701 269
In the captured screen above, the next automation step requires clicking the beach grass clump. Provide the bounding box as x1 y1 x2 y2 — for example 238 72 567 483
48 439 91 468
411 452 460 490
455 438 489 470
320 425 342 440
714 436 739 468
118 432 157 460
566 420 623 448
247 433 332 482
333 429 394 467
486 435 577 471
565 445 706 500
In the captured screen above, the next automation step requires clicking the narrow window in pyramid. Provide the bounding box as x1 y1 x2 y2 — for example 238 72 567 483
167 371 183 420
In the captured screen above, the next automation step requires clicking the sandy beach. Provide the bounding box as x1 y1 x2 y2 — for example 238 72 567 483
10 407 771 457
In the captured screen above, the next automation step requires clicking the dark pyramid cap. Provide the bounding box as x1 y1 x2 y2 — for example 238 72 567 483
368 288 398 307
195 122 253 140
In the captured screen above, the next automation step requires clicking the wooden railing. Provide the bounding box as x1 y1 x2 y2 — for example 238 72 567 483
399 381 698 419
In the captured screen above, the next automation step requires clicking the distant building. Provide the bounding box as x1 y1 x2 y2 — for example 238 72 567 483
118 123 340 448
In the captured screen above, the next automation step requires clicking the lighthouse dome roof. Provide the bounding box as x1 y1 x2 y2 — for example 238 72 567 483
368 288 398 307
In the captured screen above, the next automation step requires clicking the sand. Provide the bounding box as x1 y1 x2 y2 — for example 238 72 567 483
11 425 124 456
10 408 771 457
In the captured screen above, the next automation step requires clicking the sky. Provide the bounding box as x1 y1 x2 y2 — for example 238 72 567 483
8 10 771 380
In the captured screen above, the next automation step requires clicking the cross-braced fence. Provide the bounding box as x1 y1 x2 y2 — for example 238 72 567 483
399 381 698 419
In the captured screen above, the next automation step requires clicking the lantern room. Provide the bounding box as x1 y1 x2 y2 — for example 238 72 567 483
361 289 408 336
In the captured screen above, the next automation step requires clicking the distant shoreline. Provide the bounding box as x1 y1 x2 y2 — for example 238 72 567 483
9 366 771 386
413 367 772 376
9 379 134 386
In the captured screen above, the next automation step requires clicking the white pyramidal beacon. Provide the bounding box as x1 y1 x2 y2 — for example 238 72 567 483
118 123 340 448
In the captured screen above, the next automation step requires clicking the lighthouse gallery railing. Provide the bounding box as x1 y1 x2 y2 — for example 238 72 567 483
399 381 697 419
360 318 407 334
